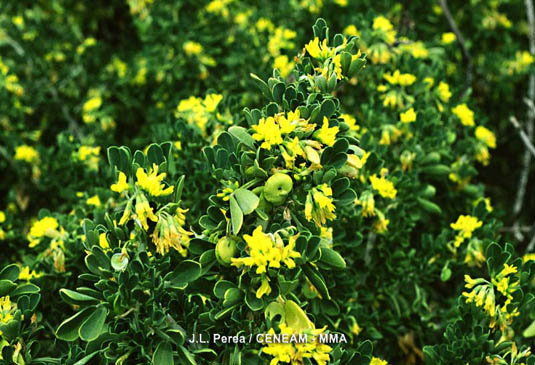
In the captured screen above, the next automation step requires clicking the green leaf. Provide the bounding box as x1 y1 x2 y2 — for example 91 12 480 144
0 280 16 296
0 264 20 281
230 195 243 235
56 307 94 341
153 341 174 365
214 280 236 299
178 345 197 365
147 144 165 166
10 283 40 296
234 189 259 215
302 264 330 300
107 146 120 170
175 175 185 202
249 73 271 99
59 289 99 306
245 292 264 311
111 253 129 272
79 306 107 341
284 300 313 331
73 351 104 365
271 82 285 104
223 288 242 307
440 263 452 282
166 261 202 289
318 248 346 269
228 126 255 149
264 302 285 322
523 319 535 338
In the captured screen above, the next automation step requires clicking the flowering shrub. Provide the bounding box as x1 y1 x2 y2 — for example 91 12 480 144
1 1 535 364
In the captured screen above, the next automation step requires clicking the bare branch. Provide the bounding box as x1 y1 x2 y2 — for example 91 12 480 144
510 116 535 158
439 0 472 97
528 231 535 252
500 225 534 233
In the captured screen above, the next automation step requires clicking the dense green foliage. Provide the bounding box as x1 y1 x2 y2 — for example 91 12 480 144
1 1 535 364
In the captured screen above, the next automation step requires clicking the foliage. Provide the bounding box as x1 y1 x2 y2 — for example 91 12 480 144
0 1 535 364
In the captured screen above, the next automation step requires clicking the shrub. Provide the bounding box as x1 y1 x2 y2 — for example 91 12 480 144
1 2 535 364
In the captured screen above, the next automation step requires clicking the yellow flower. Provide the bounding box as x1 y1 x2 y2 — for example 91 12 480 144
343 25 359 37
0 211 5 224
134 192 158 230
27 216 60 247
86 195 101 207
383 70 416 86
475 126 496 148
351 322 362 336
401 41 428 58
369 174 397 199
437 82 452 103
451 215 483 247
452 104 475 126
111 172 129 193
263 320 332 365
500 264 517 277
305 37 334 59
0 296 15 324
256 278 272 299
231 226 301 274
99 232 110 250
18 266 42 281
14 145 38 163
152 209 192 256
441 32 456 44
368 43 392 64
523 253 535 263
274 55 294 78
400 108 416 123
340 114 359 131
77 146 101 170
256 18 274 32
136 164 174 196
475 144 490 166
464 275 478 289
183 41 203 56
83 96 102 113
373 213 389 234
356 190 375 217
252 116 283 149
314 117 339 146
370 357 388 365
305 184 337 227
372 16 396 44
203 93 223 113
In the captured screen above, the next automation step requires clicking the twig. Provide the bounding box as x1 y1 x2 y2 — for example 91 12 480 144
500 225 534 233
514 0 535 250
439 0 472 97
48 86 83 140
3 35 25 57
528 232 535 252
510 116 535 158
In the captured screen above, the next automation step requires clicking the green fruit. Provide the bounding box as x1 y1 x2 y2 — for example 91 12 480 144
215 237 238 266
417 197 442 215
420 185 436 198
319 247 346 270
420 164 450 176
264 173 293 205
257 192 273 214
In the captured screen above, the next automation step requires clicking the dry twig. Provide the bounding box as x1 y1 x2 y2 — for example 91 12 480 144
439 0 472 97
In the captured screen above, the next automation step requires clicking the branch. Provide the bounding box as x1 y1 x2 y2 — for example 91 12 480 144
513 0 535 230
48 86 83 140
509 116 535 158
528 231 535 252
439 0 472 97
